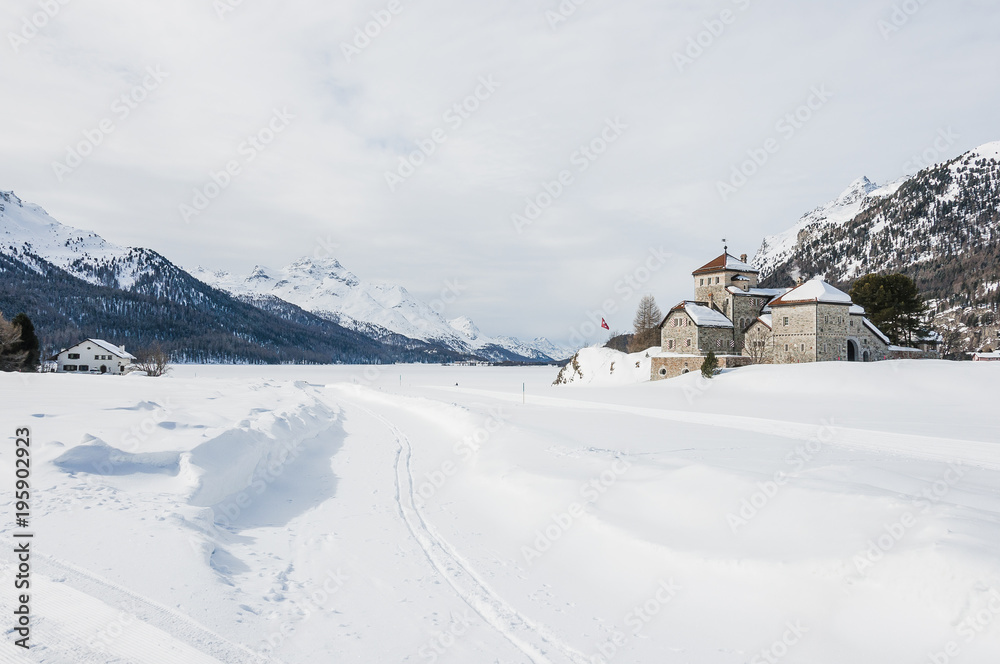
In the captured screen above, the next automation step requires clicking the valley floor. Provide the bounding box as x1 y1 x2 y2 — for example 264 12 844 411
2 360 1000 663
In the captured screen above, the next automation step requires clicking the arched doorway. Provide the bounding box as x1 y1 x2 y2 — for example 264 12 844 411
862 350 870 362
847 340 859 362
100 365 107 374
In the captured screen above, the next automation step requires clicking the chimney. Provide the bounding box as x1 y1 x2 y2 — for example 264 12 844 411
740 253 747 263
708 293 714 308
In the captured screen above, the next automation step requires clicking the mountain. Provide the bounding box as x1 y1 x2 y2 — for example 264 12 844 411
0 191 467 364
191 259 572 362
753 141 1000 356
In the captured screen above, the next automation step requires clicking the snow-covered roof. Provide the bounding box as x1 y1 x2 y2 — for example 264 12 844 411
669 301 733 328
755 314 773 329
769 277 853 306
862 319 891 345
62 338 136 360
849 304 865 315
692 252 759 275
974 351 1000 359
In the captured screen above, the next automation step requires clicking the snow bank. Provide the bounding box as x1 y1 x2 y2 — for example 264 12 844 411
185 394 340 508
553 346 652 386
53 435 181 475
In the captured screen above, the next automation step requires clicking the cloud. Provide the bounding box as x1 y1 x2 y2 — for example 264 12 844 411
1 0 998 344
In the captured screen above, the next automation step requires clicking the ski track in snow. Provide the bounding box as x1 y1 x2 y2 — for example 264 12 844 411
339 395 589 664
427 387 1000 470
31 555 280 664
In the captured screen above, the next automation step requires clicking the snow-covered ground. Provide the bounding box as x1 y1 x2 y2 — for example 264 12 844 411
3 361 1000 663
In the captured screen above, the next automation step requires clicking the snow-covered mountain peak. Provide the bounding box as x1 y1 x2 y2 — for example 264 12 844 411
449 316 481 341
835 176 878 206
194 254 571 362
0 189 171 290
0 190 24 208
969 140 1000 161
246 265 273 282
753 176 902 277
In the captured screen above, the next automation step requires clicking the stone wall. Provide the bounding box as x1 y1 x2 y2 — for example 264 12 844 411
730 294 768 350
742 320 773 364
853 316 891 361
651 353 753 381
698 326 736 354
660 310 698 353
769 302 819 363
815 302 851 362
694 269 758 306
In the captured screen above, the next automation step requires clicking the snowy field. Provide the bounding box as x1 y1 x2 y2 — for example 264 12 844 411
2 360 1000 663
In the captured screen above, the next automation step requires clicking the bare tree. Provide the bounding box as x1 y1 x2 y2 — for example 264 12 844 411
134 341 172 377
743 326 771 364
0 312 27 372
628 295 663 353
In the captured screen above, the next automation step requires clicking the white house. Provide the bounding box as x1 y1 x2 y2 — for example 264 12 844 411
54 339 135 374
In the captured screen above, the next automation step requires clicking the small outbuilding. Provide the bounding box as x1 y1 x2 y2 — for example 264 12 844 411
53 339 135 374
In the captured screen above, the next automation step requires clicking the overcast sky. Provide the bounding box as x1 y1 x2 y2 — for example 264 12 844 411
1 0 998 344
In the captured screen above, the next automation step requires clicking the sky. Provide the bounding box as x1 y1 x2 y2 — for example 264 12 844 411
1 0 998 345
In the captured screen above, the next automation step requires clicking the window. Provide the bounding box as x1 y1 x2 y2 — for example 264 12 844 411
801 344 805 351
686 339 691 347
78 365 90 372
68 353 80 359
668 340 675 349
715 277 720 284
700 278 704 286
63 365 78 372
659 367 668 376
849 319 854 327
687 319 692 327
783 317 789 326
784 344 789 351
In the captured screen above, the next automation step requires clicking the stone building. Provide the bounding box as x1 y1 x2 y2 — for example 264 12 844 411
651 251 905 380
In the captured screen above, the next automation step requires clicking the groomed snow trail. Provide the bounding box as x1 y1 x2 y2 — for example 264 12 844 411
338 394 590 664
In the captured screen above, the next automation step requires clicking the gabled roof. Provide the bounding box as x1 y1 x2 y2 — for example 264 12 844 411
692 252 759 276
664 301 734 328
753 314 773 330
768 277 852 307
59 338 136 360
849 304 866 315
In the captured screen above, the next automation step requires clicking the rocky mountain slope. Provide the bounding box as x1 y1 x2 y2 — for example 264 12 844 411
0 190 568 363
0 191 465 363
754 141 1000 356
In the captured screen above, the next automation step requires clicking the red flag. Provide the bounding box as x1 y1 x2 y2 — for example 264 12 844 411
601 318 610 330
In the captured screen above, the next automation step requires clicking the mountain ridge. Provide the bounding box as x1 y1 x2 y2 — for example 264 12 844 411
754 140 1000 356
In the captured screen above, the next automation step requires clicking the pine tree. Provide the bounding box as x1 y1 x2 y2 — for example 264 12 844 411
10 313 40 372
849 273 929 345
701 350 718 379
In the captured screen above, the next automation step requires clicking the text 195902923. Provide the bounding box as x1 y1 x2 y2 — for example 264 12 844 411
13 426 32 649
